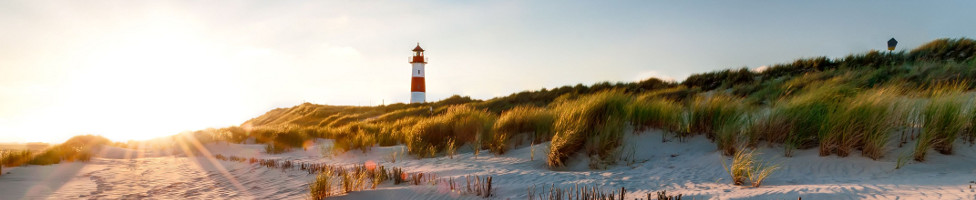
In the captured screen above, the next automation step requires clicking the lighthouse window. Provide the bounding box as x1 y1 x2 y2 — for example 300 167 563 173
418 70 420 74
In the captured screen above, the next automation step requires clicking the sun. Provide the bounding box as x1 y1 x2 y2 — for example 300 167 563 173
9 15 255 143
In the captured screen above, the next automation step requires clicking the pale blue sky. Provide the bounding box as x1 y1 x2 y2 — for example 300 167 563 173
1 1 974 143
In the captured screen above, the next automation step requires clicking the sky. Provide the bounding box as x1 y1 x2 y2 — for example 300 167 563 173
1 1 974 143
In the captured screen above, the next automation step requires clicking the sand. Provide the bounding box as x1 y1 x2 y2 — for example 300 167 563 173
1 130 975 200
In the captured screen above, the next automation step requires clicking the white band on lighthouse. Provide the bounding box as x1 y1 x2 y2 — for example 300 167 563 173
411 92 425 103
412 63 424 77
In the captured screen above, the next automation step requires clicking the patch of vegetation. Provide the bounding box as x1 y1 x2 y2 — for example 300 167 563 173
723 149 779 187
173 37 976 167
547 91 631 168
527 184 627 200
629 95 684 134
4 135 112 166
491 105 555 154
406 105 496 157
915 89 966 161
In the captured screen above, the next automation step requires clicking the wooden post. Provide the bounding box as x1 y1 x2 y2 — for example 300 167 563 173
619 187 625 200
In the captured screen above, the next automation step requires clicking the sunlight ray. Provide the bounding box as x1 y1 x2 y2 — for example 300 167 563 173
179 134 252 197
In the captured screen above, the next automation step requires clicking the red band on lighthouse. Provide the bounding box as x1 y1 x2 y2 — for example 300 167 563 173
411 77 425 92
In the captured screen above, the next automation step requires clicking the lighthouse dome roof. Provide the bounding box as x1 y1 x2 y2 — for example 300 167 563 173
412 44 424 52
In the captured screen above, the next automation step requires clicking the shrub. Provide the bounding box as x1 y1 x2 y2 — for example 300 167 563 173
682 68 755 91
547 91 631 168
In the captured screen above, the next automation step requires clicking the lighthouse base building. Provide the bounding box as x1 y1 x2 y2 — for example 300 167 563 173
409 43 427 104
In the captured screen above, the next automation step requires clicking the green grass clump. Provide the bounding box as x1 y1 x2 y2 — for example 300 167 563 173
723 149 779 187
823 89 898 158
689 95 744 139
309 170 335 200
749 108 791 150
629 94 684 134
782 82 852 156
406 105 496 157
491 105 555 154
857 89 900 159
547 91 632 168
723 149 751 185
714 107 749 156
746 155 780 187
915 92 966 161
967 99 976 145
683 94 750 155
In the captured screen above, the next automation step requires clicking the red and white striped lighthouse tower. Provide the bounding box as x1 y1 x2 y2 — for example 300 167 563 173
409 43 427 103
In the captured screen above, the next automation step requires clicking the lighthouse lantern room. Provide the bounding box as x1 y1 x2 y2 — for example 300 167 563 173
409 43 427 103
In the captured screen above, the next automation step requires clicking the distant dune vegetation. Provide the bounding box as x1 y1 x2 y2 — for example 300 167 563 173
5 38 976 169
214 38 976 169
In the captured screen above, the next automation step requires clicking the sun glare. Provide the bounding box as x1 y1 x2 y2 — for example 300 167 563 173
9 15 255 143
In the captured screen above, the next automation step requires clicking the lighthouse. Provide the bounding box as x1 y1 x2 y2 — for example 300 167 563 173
409 43 427 103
